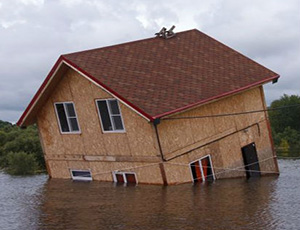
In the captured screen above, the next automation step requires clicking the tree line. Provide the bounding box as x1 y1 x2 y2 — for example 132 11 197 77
268 94 300 157
0 94 299 175
0 121 44 175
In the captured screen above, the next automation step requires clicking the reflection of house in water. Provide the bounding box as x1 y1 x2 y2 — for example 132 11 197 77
18 28 279 185
39 178 277 229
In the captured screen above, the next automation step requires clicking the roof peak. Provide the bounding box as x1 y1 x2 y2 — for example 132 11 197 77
62 28 199 57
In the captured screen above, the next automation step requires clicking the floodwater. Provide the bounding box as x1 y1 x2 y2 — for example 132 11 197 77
0 160 299 230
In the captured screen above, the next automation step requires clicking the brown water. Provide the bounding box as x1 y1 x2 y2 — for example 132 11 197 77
0 159 299 230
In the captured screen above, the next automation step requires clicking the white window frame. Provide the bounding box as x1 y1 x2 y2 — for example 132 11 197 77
54 101 81 134
95 99 126 133
112 171 138 184
70 169 92 181
189 154 215 183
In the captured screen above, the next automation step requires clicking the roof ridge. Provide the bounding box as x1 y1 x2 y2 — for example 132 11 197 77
63 28 198 57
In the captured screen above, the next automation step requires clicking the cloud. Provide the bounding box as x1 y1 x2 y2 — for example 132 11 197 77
0 0 299 122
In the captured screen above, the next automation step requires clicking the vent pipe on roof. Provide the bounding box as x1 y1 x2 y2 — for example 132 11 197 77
155 25 176 39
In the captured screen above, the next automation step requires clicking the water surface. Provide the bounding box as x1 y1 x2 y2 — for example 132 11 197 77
0 159 299 230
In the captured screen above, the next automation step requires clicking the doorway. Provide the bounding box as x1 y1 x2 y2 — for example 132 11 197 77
241 143 261 178
190 155 215 183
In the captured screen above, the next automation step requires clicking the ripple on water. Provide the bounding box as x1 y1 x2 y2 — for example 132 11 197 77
0 159 299 230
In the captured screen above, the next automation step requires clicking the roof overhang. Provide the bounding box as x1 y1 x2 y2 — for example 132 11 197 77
17 56 279 127
155 74 280 120
17 56 154 127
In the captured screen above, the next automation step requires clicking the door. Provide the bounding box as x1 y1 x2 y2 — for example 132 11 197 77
241 143 261 178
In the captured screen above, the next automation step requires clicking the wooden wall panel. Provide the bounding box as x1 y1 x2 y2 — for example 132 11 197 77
48 160 70 179
123 106 158 157
164 155 192 184
158 87 272 160
188 105 216 142
209 100 236 134
158 118 195 155
37 98 66 156
89 162 163 184
253 120 277 174
37 68 160 183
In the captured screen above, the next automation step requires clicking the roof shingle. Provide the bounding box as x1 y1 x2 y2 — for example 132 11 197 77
63 29 278 119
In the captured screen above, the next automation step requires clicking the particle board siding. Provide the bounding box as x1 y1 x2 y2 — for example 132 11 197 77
48 160 70 179
37 98 66 156
89 161 163 184
218 133 245 179
254 120 277 173
242 87 265 126
210 99 236 134
123 105 158 157
67 160 91 173
50 72 73 102
164 155 192 184
188 104 216 142
158 87 269 158
229 92 247 130
36 68 159 174
47 159 164 184
67 70 107 156
158 117 195 155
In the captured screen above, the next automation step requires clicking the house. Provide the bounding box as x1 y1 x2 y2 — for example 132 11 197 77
17 28 280 185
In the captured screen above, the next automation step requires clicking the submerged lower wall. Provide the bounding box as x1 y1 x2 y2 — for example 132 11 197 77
45 118 278 185
163 119 278 185
47 159 164 184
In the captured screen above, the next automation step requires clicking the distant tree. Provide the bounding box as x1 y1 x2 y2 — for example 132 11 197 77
6 152 38 175
278 139 289 157
269 94 300 157
269 94 300 133
0 120 45 174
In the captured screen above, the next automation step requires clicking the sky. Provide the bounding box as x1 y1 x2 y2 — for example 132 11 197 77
0 0 299 123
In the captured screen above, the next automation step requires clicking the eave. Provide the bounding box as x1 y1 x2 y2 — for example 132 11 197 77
17 56 154 127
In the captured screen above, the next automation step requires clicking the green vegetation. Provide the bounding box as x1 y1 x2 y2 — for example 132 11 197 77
0 120 45 175
268 94 300 157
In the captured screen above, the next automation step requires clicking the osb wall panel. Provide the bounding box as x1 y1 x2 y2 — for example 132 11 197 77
48 160 70 179
37 68 159 166
157 118 195 154
252 120 277 174
158 87 267 159
163 119 276 183
51 160 163 184
164 155 192 184
90 162 163 184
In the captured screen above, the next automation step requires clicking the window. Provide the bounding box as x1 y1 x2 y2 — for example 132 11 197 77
190 155 215 183
96 99 125 132
70 169 92 181
113 172 137 184
55 102 80 133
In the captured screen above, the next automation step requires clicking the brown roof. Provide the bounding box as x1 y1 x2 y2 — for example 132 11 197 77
18 29 279 126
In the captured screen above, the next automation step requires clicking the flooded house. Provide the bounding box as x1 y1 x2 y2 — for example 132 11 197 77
17 28 279 185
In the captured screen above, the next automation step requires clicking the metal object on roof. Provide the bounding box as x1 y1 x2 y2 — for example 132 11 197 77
155 25 176 39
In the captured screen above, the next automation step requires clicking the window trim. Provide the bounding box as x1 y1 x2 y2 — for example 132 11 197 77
54 101 81 134
189 154 215 183
95 99 126 133
70 169 92 181
112 171 138 184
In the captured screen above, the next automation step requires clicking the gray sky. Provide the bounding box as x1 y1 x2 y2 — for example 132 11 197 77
0 0 299 123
